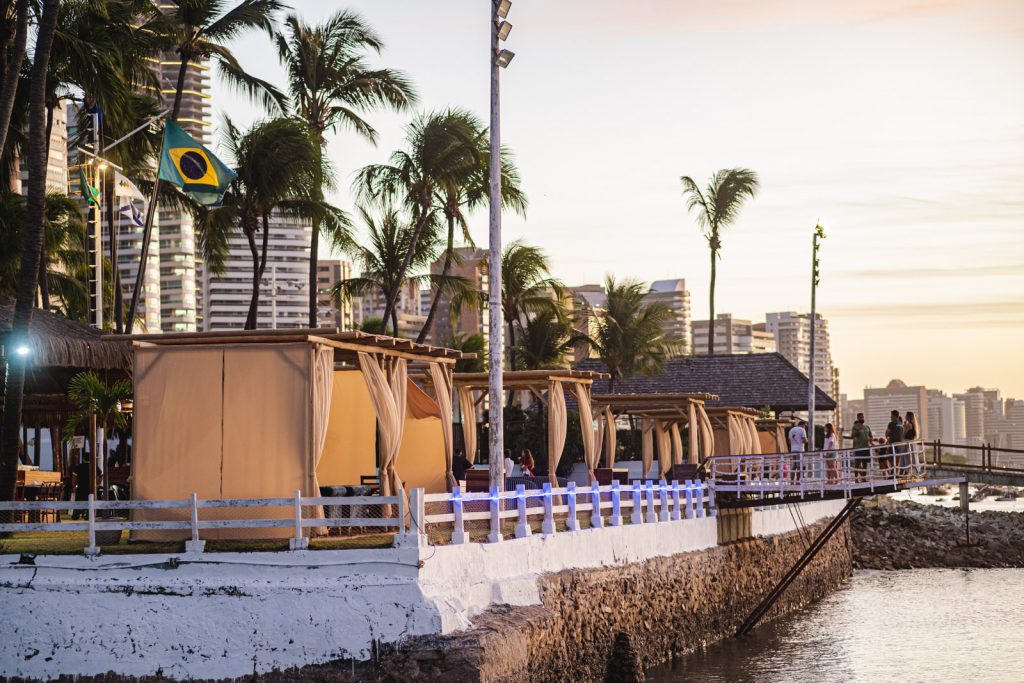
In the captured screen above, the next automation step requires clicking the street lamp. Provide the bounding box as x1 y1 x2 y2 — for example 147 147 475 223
488 0 514 494
807 223 826 443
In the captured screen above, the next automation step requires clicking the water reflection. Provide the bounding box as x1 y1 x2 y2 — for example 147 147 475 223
648 569 1024 683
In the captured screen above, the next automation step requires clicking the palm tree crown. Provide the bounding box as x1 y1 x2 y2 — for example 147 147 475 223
680 168 760 355
492 239 565 368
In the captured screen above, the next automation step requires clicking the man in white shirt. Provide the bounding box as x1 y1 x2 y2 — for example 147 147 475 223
788 421 808 482
503 450 515 480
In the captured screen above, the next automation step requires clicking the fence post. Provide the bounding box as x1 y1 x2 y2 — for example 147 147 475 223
671 480 681 521
289 489 308 551
645 482 657 524
488 486 503 543
514 484 532 538
658 481 669 522
708 476 717 517
590 482 604 529
696 480 708 518
84 493 99 557
609 481 622 526
185 492 205 554
542 483 555 535
404 488 426 547
630 481 643 525
566 482 579 531
451 486 468 544
683 480 695 519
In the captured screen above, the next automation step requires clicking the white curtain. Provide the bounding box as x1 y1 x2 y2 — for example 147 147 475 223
747 417 762 455
670 422 684 465
594 407 606 471
604 405 617 468
697 403 715 459
573 382 598 484
429 363 456 491
309 345 335 532
458 386 478 464
641 418 655 479
654 420 671 480
688 401 700 464
357 353 407 504
547 381 568 487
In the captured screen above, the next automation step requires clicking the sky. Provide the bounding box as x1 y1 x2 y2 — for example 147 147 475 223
214 0 1024 401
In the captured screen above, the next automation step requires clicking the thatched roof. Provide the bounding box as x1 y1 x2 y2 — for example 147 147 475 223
0 300 132 370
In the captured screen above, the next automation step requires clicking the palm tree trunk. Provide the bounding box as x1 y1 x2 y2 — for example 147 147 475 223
244 226 261 330
416 214 456 344
380 205 430 334
37 102 55 311
390 308 398 337
124 53 191 334
707 235 717 356
0 0 27 159
0 0 59 501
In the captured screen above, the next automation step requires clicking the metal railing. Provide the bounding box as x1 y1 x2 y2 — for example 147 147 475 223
421 480 714 545
708 440 927 501
0 490 410 556
925 440 1024 472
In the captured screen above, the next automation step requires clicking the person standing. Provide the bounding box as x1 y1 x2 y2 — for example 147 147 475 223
520 449 536 477
503 449 515 482
902 411 920 473
847 413 873 481
788 420 808 481
823 423 839 483
884 410 904 475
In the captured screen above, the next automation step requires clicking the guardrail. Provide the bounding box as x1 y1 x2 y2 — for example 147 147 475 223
420 480 714 544
926 440 1024 472
0 490 410 556
708 440 926 501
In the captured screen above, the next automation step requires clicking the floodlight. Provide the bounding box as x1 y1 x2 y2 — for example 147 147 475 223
497 0 512 19
15 344 30 356
497 20 512 41
496 49 515 68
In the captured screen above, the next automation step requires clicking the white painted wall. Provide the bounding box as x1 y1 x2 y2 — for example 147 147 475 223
749 499 847 537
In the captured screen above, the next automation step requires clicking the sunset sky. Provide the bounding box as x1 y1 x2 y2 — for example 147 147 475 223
217 0 1024 400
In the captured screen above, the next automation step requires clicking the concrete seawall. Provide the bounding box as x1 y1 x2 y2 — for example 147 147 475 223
0 500 851 682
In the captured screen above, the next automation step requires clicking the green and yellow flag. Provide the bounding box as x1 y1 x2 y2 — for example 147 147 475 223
158 120 236 207
78 171 101 207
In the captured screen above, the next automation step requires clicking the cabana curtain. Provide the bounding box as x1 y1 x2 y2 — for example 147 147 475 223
358 353 408 501
654 420 671 480
458 386 478 463
594 408 605 472
776 424 788 454
573 382 598 485
310 345 335 529
429 363 456 491
688 402 699 464
641 419 655 479
697 404 715 461
670 422 684 465
746 417 762 455
603 405 617 468
547 380 568 487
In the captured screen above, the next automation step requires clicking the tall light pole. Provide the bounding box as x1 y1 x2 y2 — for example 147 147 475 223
807 223 825 445
488 0 514 492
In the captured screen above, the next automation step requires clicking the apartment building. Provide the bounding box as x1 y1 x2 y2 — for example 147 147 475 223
927 390 967 445
428 247 487 346
764 311 836 397
863 379 929 441
202 212 311 330
691 314 776 355
316 259 354 329
643 279 692 355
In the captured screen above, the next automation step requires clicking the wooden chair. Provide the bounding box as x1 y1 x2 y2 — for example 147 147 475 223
465 468 491 493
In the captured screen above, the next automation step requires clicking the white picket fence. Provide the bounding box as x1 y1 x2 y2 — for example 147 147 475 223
419 480 715 545
0 490 410 556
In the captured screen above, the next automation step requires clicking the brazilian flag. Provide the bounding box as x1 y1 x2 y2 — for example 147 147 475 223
158 120 236 207
78 173 101 207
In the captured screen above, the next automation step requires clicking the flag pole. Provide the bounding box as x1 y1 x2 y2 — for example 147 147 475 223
124 120 167 335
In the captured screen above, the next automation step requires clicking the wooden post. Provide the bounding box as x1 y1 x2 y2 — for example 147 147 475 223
89 414 98 500
514 484 531 538
645 482 656 524
566 482 578 531
609 481 622 526
541 483 555 535
671 480 681 521
696 480 708 518
185 492 205 553
684 480 695 519
487 485 502 543
590 482 603 529
289 489 308 551
452 486 467 544
84 494 99 557
658 481 669 522
630 481 643 525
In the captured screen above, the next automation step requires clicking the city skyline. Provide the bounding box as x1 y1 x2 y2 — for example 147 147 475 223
210 0 1023 398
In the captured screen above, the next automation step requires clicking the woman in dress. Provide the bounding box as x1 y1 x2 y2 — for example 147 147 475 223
823 423 839 483
520 449 536 476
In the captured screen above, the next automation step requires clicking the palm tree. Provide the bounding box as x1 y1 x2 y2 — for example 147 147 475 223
199 117 347 329
1 0 60 501
126 0 287 333
64 370 133 498
356 108 481 333
511 309 578 371
680 168 760 355
0 0 28 156
448 332 487 373
583 275 679 394
276 10 417 328
492 239 565 369
334 204 442 337
417 119 527 344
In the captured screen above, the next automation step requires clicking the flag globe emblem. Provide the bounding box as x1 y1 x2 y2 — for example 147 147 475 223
169 147 218 186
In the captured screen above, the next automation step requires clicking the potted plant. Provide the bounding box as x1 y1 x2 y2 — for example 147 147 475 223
65 371 132 546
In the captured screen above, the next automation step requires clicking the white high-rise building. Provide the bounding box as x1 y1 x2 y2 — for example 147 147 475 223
765 311 836 398
316 259 354 329
692 314 776 355
202 211 311 330
643 279 692 355
928 390 966 445
864 379 930 441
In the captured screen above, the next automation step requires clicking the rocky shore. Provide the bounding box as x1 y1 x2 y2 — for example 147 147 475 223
851 497 1024 570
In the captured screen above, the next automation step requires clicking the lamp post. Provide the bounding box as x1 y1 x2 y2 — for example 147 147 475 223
487 0 514 491
807 223 825 444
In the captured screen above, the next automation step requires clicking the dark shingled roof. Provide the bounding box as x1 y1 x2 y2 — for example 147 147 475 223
574 353 836 412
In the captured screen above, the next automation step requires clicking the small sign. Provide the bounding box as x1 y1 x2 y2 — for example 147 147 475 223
72 436 86 449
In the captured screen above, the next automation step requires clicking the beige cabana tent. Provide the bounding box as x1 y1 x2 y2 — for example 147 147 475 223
755 417 793 454
449 370 609 487
124 329 465 540
705 407 765 457
590 393 718 479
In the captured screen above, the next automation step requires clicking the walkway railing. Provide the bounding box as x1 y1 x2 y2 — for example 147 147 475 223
0 491 409 556
421 480 714 545
926 440 1024 472
708 440 926 501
